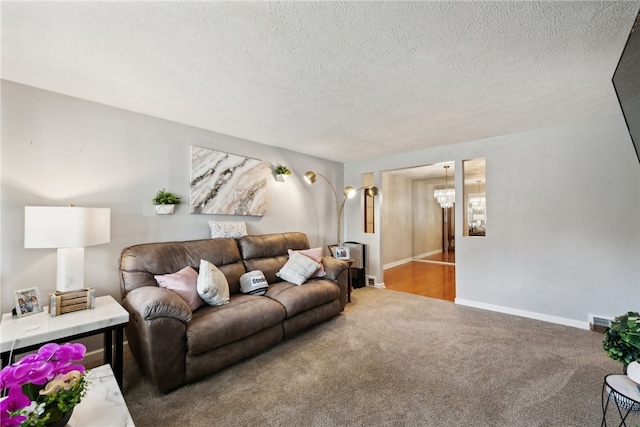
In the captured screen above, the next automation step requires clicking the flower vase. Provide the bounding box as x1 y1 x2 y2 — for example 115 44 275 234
46 408 74 427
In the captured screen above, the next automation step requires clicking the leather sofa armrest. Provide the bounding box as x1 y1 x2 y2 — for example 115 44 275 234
322 256 349 311
125 286 192 323
322 256 349 281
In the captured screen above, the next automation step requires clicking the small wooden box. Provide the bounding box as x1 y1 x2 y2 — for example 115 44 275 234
49 288 96 317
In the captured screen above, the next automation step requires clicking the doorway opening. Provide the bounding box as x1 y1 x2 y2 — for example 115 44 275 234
381 162 456 301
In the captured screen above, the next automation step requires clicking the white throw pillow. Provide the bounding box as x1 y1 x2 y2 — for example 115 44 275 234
288 247 326 278
276 251 321 286
208 221 247 239
239 270 269 295
197 259 230 306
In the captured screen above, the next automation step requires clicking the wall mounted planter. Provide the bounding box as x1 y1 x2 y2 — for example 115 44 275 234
155 204 175 215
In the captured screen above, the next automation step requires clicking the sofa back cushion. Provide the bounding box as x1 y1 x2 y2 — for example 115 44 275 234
237 232 310 284
120 238 246 297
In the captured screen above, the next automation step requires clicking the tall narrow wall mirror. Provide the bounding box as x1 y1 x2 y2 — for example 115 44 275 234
363 172 375 233
463 157 486 237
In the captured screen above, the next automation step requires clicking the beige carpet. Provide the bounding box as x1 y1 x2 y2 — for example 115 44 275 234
122 287 629 426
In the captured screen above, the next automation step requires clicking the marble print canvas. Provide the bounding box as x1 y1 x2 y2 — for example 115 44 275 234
190 146 269 216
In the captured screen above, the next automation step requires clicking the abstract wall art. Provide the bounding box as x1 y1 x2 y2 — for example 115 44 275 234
190 146 269 216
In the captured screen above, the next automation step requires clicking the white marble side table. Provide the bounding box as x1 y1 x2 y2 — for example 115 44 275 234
602 374 640 426
0 295 129 387
69 364 135 426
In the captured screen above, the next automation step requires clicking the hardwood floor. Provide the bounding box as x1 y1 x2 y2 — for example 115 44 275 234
418 251 456 264
383 254 456 301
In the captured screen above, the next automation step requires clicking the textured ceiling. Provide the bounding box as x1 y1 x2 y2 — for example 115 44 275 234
2 1 639 163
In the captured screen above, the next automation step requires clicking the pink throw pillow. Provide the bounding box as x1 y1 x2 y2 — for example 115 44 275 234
155 266 204 311
288 247 326 278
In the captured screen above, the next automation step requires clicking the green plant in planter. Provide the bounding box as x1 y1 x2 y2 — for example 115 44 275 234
603 312 640 366
274 165 291 175
152 189 182 205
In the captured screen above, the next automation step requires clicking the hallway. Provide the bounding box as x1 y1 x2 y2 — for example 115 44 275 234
383 253 456 302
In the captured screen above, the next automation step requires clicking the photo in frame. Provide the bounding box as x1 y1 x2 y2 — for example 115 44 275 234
13 287 44 317
333 246 351 260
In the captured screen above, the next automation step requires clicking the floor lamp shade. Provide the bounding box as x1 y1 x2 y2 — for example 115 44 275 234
24 206 111 291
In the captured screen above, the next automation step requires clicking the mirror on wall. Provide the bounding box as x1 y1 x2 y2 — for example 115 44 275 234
463 157 486 237
363 172 375 233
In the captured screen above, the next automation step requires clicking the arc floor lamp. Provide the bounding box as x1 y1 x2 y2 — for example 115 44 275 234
304 171 378 245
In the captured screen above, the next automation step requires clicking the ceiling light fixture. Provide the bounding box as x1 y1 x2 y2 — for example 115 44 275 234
434 165 455 208
469 180 486 210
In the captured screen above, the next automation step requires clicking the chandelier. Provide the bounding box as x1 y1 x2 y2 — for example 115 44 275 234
469 180 486 209
434 165 455 208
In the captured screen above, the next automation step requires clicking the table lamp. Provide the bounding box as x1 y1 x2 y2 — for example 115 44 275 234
24 206 111 292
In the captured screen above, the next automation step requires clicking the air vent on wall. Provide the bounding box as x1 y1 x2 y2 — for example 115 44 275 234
366 275 376 286
589 314 613 333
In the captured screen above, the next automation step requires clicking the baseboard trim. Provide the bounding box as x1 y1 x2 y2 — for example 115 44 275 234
367 282 386 289
383 250 445 270
413 250 442 259
383 258 413 270
454 298 589 330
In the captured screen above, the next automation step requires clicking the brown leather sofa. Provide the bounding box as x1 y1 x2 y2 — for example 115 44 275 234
119 232 349 393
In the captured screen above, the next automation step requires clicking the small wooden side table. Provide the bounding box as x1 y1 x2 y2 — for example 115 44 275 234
0 295 129 388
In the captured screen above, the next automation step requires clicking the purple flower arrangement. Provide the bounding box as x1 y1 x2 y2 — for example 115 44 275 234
0 343 88 427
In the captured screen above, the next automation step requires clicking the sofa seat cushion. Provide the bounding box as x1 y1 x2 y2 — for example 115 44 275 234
186 294 286 356
265 279 340 318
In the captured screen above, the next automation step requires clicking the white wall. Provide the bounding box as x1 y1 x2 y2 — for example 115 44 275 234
344 115 640 327
0 81 344 313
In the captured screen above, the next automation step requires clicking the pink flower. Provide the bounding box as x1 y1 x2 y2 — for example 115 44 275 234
0 409 26 427
0 343 88 389
4 361 54 386
0 342 88 426
39 343 86 364
0 387 30 426
36 343 60 360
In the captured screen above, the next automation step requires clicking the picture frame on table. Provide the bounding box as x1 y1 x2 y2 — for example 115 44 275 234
13 287 44 318
333 246 351 260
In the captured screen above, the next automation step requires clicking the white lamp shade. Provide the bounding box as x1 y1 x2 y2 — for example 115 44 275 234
25 206 111 248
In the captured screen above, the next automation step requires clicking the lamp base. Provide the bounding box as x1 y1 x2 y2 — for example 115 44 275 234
56 247 85 292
